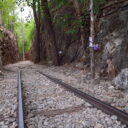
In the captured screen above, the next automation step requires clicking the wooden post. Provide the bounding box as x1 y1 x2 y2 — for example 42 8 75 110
90 0 95 79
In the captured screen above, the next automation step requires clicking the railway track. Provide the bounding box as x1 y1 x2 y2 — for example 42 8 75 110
17 70 128 128
39 72 128 126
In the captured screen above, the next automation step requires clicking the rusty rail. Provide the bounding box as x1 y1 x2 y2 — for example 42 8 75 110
39 72 128 126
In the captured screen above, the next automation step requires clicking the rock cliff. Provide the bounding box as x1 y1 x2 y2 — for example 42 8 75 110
0 26 19 65
97 0 128 70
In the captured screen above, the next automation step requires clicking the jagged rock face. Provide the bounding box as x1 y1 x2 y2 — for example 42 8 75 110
113 68 128 90
97 1 128 69
0 26 19 65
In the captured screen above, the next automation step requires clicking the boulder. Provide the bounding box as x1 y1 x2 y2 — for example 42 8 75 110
113 68 128 90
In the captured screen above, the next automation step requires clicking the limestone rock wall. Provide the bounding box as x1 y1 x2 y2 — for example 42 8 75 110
0 26 19 65
97 0 128 69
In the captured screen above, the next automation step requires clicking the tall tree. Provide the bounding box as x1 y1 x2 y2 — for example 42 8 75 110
90 0 95 78
31 0 41 63
25 0 42 62
71 0 86 53
41 0 60 66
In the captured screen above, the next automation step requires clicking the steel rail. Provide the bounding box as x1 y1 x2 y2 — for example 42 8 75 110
39 72 128 126
17 70 24 128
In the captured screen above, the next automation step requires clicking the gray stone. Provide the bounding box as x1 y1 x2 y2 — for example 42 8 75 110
75 63 84 69
83 121 92 127
111 115 117 120
43 120 49 126
92 78 100 85
94 123 103 128
113 68 128 90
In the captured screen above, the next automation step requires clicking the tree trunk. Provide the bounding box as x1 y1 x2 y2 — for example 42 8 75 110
41 0 60 66
32 0 41 63
71 0 86 52
90 0 95 79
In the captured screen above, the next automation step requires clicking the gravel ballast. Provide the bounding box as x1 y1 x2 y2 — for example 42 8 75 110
1 61 127 128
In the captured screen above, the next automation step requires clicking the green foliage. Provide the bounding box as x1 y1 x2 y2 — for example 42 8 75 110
0 0 107 55
80 0 106 15
94 0 106 14
54 12 79 36
52 0 79 36
49 0 107 41
0 0 34 54
15 21 34 53
0 0 16 30
65 29 77 35
49 0 68 9
24 21 34 52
